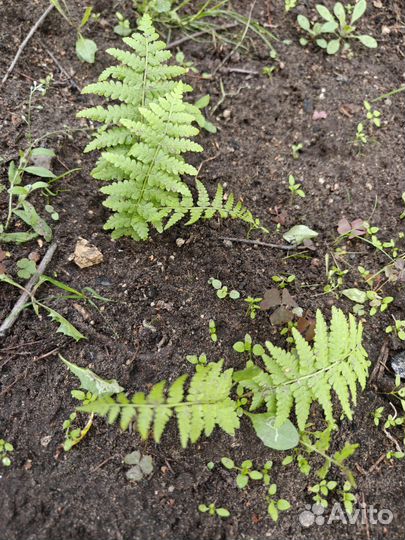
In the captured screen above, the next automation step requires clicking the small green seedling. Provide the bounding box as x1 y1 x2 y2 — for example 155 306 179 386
186 353 208 365
221 457 263 489
0 439 14 467
175 51 198 74
198 503 230 518
310 479 338 508
233 334 253 358
372 406 385 427
386 318 405 341
366 291 393 316
208 278 240 300
340 480 357 514
364 100 381 127
297 0 377 55
291 143 303 160
114 12 133 36
209 319 218 343
50 1 98 63
16 258 37 279
285 0 298 12
354 122 368 145
272 274 296 289
288 175 305 198
262 66 276 78
63 390 97 451
267 483 291 522
244 296 262 320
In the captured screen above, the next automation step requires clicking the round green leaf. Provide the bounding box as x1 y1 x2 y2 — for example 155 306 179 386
277 499 291 511
249 470 263 480
76 35 98 63
233 341 245 353
236 474 249 489
327 38 341 55
221 457 234 469
248 413 299 450
216 508 230 518
342 288 367 304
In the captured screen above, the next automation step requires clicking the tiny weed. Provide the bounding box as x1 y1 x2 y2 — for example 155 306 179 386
244 296 262 320
272 274 296 289
288 175 305 198
114 12 133 36
0 439 14 467
198 503 230 518
297 0 377 55
291 144 303 160
386 318 405 341
208 278 240 300
50 1 98 63
209 319 218 343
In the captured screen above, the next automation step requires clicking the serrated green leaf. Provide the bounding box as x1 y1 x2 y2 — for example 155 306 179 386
61 356 124 395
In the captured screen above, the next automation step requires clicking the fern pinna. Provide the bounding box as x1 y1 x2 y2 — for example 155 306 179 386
74 309 369 448
77 14 264 240
79 361 239 448
234 307 370 431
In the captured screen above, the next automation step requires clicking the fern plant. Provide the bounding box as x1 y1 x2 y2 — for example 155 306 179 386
77 14 264 240
79 360 240 448
234 307 370 430
70 308 369 449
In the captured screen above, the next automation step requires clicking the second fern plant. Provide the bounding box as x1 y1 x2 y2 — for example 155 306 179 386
78 14 264 240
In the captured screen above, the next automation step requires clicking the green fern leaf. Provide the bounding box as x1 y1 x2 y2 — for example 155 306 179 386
77 14 264 241
235 308 370 430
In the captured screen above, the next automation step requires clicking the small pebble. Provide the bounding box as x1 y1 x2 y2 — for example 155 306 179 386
176 238 185 247
391 351 405 378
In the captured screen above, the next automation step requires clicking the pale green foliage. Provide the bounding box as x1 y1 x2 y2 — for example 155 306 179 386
79 361 240 448
78 14 262 240
235 307 370 430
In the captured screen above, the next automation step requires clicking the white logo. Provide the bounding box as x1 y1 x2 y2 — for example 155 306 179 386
298 503 393 527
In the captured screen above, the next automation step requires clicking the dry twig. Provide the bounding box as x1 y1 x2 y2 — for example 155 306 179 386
1 4 54 88
0 242 57 337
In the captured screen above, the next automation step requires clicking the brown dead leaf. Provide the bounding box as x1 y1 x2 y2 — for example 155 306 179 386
260 288 281 310
297 316 316 341
270 307 294 325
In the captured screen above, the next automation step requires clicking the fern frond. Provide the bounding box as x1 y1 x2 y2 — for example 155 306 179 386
77 14 265 240
236 308 370 430
79 361 239 448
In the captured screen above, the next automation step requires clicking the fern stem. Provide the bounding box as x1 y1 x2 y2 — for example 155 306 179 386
141 38 149 107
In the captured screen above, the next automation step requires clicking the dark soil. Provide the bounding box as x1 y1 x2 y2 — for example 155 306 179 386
1 1 405 539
